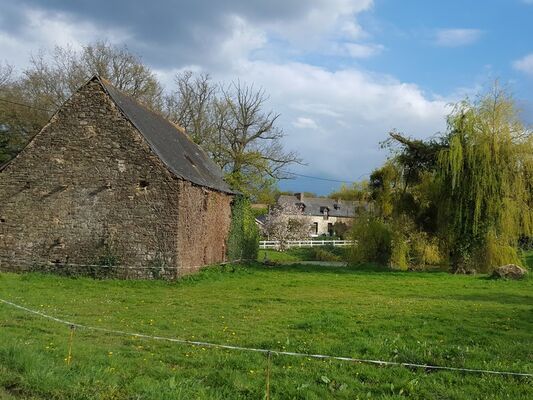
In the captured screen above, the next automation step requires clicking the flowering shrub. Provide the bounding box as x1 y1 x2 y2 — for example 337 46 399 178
261 203 310 250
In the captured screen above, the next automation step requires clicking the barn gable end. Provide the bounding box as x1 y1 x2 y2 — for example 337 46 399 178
0 77 233 278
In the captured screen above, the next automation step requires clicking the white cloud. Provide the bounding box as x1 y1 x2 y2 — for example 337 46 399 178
265 0 374 45
0 1 381 73
342 42 384 58
513 53 533 76
217 15 267 61
293 117 319 129
0 7 129 70
152 65 204 89
325 42 384 59
0 0 455 189
251 0 375 60
291 103 342 118
217 59 450 180
434 28 483 47
23 9 129 49
340 20 367 40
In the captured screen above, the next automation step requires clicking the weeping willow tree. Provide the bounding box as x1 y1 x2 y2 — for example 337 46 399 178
353 86 532 272
437 87 533 271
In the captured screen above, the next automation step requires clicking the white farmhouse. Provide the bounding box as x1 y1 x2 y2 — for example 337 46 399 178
277 193 367 237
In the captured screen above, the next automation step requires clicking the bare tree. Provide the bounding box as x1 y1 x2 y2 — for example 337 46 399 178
261 203 310 250
0 42 164 164
80 41 163 110
165 72 302 196
219 82 301 187
21 47 86 109
0 61 48 164
164 71 217 145
20 41 163 111
0 62 13 88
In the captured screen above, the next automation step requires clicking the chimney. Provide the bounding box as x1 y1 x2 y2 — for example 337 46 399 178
296 192 304 202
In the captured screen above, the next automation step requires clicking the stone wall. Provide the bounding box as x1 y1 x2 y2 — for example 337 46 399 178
176 180 233 275
0 80 232 278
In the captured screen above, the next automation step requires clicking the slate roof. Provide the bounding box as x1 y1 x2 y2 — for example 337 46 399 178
277 194 368 218
96 76 234 194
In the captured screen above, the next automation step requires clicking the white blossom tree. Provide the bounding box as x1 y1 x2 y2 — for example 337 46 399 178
261 203 310 250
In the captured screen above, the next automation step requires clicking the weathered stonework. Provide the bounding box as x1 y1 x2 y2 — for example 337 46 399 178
0 79 233 278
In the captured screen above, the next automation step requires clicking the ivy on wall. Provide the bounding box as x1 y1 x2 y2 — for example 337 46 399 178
227 195 259 261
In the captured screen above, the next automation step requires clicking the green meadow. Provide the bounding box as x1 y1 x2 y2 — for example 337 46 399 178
0 262 532 399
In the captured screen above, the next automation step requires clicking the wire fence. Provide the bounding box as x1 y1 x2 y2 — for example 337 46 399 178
1 297 531 382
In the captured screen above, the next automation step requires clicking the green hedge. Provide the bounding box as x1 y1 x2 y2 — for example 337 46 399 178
227 196 259 261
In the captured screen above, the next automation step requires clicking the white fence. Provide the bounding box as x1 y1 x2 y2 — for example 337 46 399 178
259 240 354 249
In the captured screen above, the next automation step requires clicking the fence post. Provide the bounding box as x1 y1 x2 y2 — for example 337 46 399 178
66 324 75 366
265 351 272 400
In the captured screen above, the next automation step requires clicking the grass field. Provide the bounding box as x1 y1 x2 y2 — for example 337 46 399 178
0 263 532 399
524 250 533 270
257 246 348 262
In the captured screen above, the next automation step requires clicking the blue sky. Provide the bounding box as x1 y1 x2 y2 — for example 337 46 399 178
366 0 533 98
0 0 532 194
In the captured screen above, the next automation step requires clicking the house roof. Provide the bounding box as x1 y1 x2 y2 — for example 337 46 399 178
96 76 234 194
277 194 368 218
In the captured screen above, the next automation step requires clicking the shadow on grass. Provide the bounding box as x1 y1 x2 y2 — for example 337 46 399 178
246 261 399 275
477 273 531 282
2 261 463 287
448 293 533 305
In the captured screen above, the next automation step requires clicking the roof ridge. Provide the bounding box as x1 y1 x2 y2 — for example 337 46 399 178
93 75 234 194
94 75 172 126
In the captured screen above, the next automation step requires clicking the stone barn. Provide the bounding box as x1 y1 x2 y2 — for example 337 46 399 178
0 76 234 278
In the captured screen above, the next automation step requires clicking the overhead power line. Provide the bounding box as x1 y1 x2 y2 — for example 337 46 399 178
0 97 372 186
282 170 370 184
0 97 54 113
283 171 354 184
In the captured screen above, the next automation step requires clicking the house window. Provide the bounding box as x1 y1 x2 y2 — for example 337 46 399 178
312 222 318 235
327 223 333 236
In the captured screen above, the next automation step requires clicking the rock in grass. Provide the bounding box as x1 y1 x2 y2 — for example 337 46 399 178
491 264 528 280
263 260 280 267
